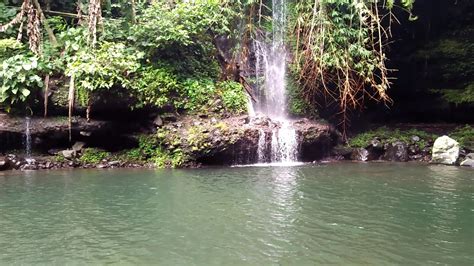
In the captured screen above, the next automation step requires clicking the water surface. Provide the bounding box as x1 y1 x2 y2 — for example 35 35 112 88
0 163 472 265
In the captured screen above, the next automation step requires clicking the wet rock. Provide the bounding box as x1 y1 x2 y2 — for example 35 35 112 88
61 150 77 160
0 159 9 171
97 164 108 169
4 154 26 170
383 141 409 162
432 136 460 165
109 161 120 167
351 148 369 161
153 116 164 127
21 164 38 171
365 138 385 160
72 141 86 152
250 116 270 127
408 144 420 155
80 131 92 137
460 153 474 167
332 146 353 159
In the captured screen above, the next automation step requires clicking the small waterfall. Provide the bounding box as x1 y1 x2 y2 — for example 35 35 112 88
251 0 299 164
257 129 267 162
24 117 33 163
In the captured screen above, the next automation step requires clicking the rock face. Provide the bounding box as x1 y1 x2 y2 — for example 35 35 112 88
1 112 341 168
158 115 340 165
460 153 474 167
432 136 460 165
0 112 138 153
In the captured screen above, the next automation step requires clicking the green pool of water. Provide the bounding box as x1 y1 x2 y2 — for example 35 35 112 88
0 163 472 265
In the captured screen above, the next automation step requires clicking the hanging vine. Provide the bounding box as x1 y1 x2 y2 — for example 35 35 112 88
292 0 415 136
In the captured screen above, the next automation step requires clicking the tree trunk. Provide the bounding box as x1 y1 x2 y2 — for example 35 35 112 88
32 0 57 45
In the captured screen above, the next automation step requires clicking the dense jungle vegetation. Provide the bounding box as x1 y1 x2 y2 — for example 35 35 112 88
0 0 472 125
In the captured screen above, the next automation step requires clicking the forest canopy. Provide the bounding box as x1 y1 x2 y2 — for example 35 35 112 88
3 0 468 128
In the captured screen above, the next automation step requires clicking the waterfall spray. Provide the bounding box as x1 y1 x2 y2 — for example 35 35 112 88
251 0 299 163
24 117 33 162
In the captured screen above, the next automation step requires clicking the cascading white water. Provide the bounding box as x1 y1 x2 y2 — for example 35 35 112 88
257 129 267 162
24 117 33 162
251 0 298 163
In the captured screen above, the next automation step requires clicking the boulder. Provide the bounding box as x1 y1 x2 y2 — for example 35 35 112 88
383 141 409 162
0 159 9 171
460 153 474 167
351 148 369 161
431 136 460 165
72 141 86 152
61 150 77 160
153 116 164 127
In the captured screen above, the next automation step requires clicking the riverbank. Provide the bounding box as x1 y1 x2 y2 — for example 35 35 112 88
0 112 339 171
2 112 473 171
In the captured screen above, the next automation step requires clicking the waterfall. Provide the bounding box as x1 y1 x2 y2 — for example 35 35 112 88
257 129 267 162
251 0 298 163
24 117 33 163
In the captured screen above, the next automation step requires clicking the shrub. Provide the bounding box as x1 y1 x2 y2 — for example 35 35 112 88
79 148 110 164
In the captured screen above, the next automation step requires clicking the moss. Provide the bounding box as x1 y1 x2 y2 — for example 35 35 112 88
349 127 436 149
79 148 109 164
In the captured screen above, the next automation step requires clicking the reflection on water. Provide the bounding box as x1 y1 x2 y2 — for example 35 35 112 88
0 163 472 265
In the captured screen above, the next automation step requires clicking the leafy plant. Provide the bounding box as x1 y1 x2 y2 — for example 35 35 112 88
0 53 44 109
66 41 143 104
79 148 110 164
450 125 474 149
217 81 248 114
130 66 179 109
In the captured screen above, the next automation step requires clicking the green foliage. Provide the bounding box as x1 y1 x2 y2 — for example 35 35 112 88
130 1 231 53
0 53 44 109
124 134 188 168
217 81 248 114
0 38 23 60
153 148 187 168
417 38 474 105
0 3 18 38
449 125 474 149
66 42 143 104
349 127 435 149
432 85 474 105
178 78 218 113
79 148 110 164
130 66 179 109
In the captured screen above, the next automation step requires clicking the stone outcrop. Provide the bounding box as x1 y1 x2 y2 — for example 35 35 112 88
431 136 460 165
460 153 474 167
382 141 409 162
158 115 340 165
0 113 136 153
